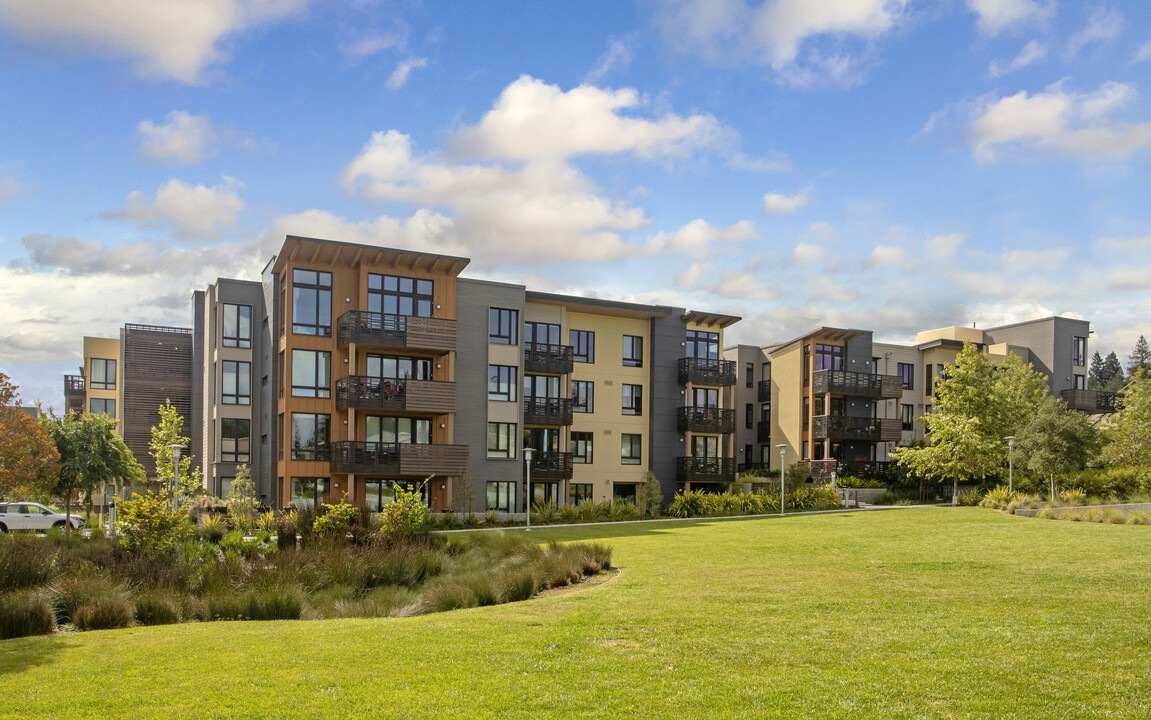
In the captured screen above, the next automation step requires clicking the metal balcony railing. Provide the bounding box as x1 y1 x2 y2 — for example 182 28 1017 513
676 457 736 484
336 311 456 351
523 342 574 374
812 369 903 399
676 407 735 434
523 397 573 426
678 358 736 386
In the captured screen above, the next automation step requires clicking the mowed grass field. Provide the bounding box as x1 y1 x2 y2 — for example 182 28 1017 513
3 507 1150 719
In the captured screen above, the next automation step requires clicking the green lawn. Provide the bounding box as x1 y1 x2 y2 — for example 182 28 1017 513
3 508 1150 719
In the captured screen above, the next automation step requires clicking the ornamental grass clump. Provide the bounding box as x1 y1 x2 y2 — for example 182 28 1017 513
0 535 54 590
197 513 228 543
0 592 56 639
72 588 133 631
133 591 180 626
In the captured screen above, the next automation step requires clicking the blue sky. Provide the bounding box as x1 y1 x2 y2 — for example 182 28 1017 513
1 0 1149 409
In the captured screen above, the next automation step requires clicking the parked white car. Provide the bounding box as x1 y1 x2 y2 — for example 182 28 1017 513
0 503 86 532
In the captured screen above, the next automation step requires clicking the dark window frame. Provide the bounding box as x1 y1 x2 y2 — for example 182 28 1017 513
489 307 519 345
290 413 330 461
291 269 332 337
901 404 914 431
621 433 642 465
291 350 331 399
570 330 595 363
487 422 517 459
89 398 116 418
487 481 516 512
569 483 593 505
622 335 643 367
222 303 252 349
622 384 642 416
897 362 914 390
90 358 116 390
488 365 518 402
367 273 434 318
524 321 561 345
221 418 251 463
222 360 251 405
572 380 594 413
571 431 593 464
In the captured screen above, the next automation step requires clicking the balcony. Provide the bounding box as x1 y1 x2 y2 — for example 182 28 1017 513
677 407 735 434
523 397 573 426
64 375 86 395
676 457 736 484
758 379 770 402
335 376 455 414
330 442 469 476
812 369 903 399
757 420 770 443
526 451 573 480
678 358 736 386
1060 389 1117 414
523 342 574 374
810 459 896 482
811 415 902 443
336 311 456 352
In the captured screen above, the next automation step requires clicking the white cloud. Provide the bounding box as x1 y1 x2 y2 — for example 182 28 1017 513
709 270 779 301
585 35 637 83
1001 246 1071 273
106 177 245 241
448 75 725 162
1133 42 1151 63
0 169 28 202
989 39 1046 77
647 219 756 255
343 32 405 63
728 151 791 173
967 0 1054 36
801 221 840 245
649 0 911 87
137 111 216 164
0 0 306 84
675 262 705 287
925 233 966 261
786 242 823 266
763 189 809 214
1094 235 1151 257
1103 265 1151 291
1068 7 1122 55
257 208 462 261
387 57 427 90
966 81 1151 162
866 244 905 268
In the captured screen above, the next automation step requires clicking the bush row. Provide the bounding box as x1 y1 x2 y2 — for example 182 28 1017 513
665 487 842 519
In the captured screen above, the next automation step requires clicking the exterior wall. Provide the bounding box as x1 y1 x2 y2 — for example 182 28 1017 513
915 326 987 345
873 341 926 457
769 342 802 470
82 336 122 431
723 344 769 470
455 278 526 512
120 325 193 477
649 312 687 502
986 316 1090 396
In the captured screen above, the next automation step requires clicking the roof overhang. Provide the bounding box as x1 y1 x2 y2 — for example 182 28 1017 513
272 235 470 277
683 310 741 328
526 291 674 320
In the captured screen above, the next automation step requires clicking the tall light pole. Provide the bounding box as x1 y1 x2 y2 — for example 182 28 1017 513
1004 436 1015 496
777 444 787 516
167 444 184 511
523 447 534 532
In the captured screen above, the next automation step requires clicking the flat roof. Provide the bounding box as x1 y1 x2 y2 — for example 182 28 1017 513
526 290 674 320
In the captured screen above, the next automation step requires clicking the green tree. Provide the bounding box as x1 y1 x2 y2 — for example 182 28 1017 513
149 399 202 505
1127 336 1151 379
1015 396 1100 500
1101 370 1151 469
226 464 258 531
1088 351 1106 390
1101 351 1125 392
638 471 663 516
39 410 144 533
116 491 192 554
895 412 998 502
0 373 60 499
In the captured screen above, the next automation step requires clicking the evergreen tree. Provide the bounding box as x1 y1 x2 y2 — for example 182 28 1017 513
1127 335 1151 379
1101 351 1124 392
1088 352 1105 390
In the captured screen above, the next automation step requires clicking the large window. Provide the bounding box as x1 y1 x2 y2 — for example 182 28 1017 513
570 330 595 363
524 322 560 345
489 308 519 345
571 432 593 464
745 403 753 429
691 387 719 407
368 274 433 318
1074 374 1086 390
363 481 396 513
290 477 328 509
222 304 251 348
815 344 843 372
366 354 431 381
897 362 914 390
572 380 594 413
89 398 115 418
90 358 116 390
1073 336 1086 366
622 335 643 367
291 413 330 461
291 350 330 398
746 363 754 388
621 434 642 465
901 404 914 431
222 361 251 405
487 422 517 459
221 418 250 463
524 374 561 399
291 269 332 337
686 330 718 360
622 384 642 416
367 416 431 444
487 481 515 512
488 365 518 402
569 483 593 505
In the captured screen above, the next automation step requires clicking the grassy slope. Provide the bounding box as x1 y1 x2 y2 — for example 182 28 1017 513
3 508 1150 719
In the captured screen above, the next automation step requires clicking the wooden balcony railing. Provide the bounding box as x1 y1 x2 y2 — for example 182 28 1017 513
812 369 903 399
523 343 574 374
330 442 469 476
336 311 456 352
811 415 902 443
523 397 573 426
335 376 456 413
64 375 86 394
676 457 736 484
526 451 573 480
678 358 736 386
1060 389 1117 414
677 407 735 434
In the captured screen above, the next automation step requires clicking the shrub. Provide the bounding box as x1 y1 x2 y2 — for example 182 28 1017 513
313 501 358 537
422 582 479 613
381 481 429 537
531 500 559 524
0 593 56 639
1059 488 1087 506
73 591 133 631
133 592 180 626
957 489 982 507
0 536 54 590
834 475 885 489
198 513 228 543
981 486 1013 509
500 570 538 602
116 491 192 555
207 588 303 621
257 511 278 535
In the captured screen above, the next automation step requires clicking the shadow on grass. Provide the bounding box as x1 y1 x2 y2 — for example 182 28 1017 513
0 634 68 677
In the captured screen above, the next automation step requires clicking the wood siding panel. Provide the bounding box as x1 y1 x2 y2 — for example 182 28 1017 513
398 444 470 476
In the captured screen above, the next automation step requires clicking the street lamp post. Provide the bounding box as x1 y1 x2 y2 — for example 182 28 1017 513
167 444 184 512
523 447 534 532
1004 436 1015 495
777 444 787 516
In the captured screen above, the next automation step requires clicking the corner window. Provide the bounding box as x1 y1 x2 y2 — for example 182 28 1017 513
621 434 641 465
291 350 331 398
222 361 251 405
291 269 332 337
90 358 116 390
489 308 519 345
368 274 433 318
222 304 252 348
622 335 643 367
487 422 517 459
290 413 330 461
622 384 642 416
